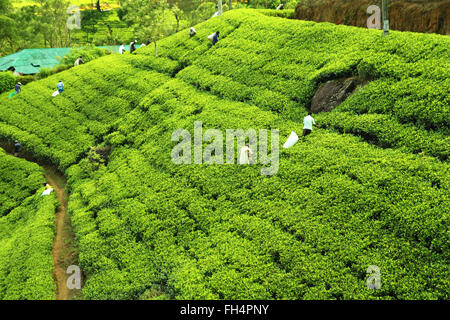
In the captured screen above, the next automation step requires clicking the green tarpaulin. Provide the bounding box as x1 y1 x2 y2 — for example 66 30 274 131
0 45 135 75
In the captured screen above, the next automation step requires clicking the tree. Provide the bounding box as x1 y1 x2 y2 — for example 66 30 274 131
171 4 182 33
0 0 14 55
0 15 15 55
2 5 42 55
81 9 102 44
122 0 175 57
35 0 71 48
167 0 202 28
194 1 216 22
0 0 11 13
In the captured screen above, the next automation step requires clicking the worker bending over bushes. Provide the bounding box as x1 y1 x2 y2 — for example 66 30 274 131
303 112 318 138
57 81 64 93
208 31 220 45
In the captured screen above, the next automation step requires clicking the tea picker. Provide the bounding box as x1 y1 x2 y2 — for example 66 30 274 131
41 183 54 197
208 31 220 45
57 80 64 93
189 27 197 37
239 144 253 165
52 81 64 97
303 112 318 138
14 140 21 157
130 40 137 54
15 82 22 94
74 56 84 66
119 44 125 54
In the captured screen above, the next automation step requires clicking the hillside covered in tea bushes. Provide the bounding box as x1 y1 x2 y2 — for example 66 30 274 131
0 9 448 300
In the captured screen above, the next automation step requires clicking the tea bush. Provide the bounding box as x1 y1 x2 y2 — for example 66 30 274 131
0 193 57 300
0 149 56 300
0 148 45 217
0 72 15 95
317 112 449 161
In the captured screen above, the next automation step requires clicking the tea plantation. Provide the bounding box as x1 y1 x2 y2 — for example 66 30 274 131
0 9 448 300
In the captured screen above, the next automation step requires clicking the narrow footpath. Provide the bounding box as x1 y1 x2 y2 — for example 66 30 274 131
2 143 81 300
44 165 76 300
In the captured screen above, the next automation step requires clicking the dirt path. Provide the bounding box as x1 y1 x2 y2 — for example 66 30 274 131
1 142 81 300
43 165 76 300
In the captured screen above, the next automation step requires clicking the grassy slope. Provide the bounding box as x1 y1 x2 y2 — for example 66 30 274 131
0 148 56 300
0 148 44 216
0 10 448 299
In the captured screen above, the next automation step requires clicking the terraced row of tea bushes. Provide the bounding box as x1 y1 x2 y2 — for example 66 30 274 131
0 151 56 300
317 112 449 161
177 64 299 114
0 148 45 217
259 9 295 19
133 11 243 75
335 77 450 133
67 79 449 299
0 55 171 169
0 81 95 167
319 76 449 160
0 194 57 300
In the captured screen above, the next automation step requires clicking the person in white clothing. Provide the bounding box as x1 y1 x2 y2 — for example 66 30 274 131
189 27 197 37
303 112 318 137
74 56 84 66
41 183 54 196
239 144 253 165
119 44 125 54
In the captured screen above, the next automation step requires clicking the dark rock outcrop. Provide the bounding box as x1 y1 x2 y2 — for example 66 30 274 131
310 77 366 113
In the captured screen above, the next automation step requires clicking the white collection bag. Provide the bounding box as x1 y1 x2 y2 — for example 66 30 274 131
283 131 299 149
52 90 60 97
208 33 215 41
41 188 54 196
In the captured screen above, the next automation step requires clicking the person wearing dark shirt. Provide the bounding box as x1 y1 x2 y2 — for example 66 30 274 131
212 31 220 45
15 82 22 94
14 140 21 156
57 81 64 93
130 40 137 54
